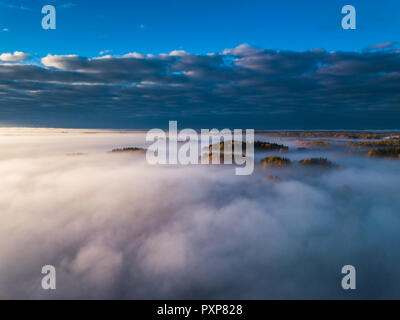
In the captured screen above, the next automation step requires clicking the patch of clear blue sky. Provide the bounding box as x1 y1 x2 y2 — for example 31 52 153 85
0 0 398 58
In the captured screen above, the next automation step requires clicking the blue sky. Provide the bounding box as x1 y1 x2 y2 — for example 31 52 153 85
0 0 399 129
1 0 399 57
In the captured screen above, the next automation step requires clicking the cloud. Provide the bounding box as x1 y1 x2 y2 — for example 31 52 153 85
123 52 145 59
2 28 8 32
99 50 112 56
0 130 400 299
60 2 75 9
1 44 400 129
368 42 400 51
222 43 262 56
0 1 31 11
41 54 89 70
0 51 30 62
369 42 394 49
169 50 189 57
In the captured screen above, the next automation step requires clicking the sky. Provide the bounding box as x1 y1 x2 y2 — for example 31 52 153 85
0 0 399 129
1 0 399 56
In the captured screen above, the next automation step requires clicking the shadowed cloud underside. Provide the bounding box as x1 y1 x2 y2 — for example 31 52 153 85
0 44 399 129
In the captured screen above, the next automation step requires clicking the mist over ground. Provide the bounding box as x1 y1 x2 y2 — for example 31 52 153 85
1 128 400 299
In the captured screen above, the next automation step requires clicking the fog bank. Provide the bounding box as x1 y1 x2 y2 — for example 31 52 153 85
1 130 400 299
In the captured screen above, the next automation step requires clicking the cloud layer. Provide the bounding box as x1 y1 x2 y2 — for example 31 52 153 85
0 51 30 62
0 44 399 128
1 130 400 299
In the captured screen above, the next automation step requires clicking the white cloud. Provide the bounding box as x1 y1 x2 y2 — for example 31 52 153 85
41 54 85 70
123 52 145 59
169 50 189 57
0 130 400 299
0 2 31 11
222 43 261 56
0 51 30 62
60 2 75 9
99 50 111 55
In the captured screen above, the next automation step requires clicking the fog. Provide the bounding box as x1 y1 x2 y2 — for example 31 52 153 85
1 128 400 299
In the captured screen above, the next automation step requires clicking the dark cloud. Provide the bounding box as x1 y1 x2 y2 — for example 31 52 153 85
367 41 399 50
0 44 399 129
